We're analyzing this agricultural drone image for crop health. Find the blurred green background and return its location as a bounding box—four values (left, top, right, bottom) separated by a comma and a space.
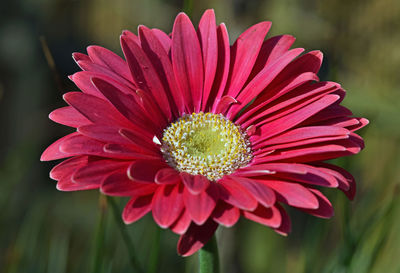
0, 0, 399, 272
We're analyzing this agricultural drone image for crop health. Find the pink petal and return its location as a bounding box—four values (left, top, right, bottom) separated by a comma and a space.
151, 28, 171, 52
177, 219, 218, 257
249, 35, 296, 79
210, 23, 230, 112
301, 189, 334, 218
122, 195, 153, 224
127, 160, 166, 183
238, 80, 336, 127
41, 132, 79, 161
104, 143, 160, 160
70, 71, 104, 97
135, 89, 168, 130
121, 30, 139, 43
78, 124, 132, 145
181, 173, 210, 195
218, 177, 258, 211
253, 94, 340, 143
212, 202, 240, 227
253, 144, 348, 164
50, 155, 89, 180
228, 48, 304, 119
86, 45, 133, 82
198, 9, 218, 111
183, 186, 217, 225
256, 179, 319, 209
63, 92, 132, 128
240, 163, 339, 188
49, 106, 91, 128
120, 36, 172, 120
170, 209, 192, 235
72, 52, 91, 63
152, 184, 184, 228
172, 13, 204, 112
214, 95, 237, 114
90, 77, 157, 135
77, 60, 134, 88
315, 163, 356, 200
73, 159, 130, 185
243, 205, 282, 228
273, 204, 291, 235
224, 22, 271, 99
257, 126, 350, 147
138, 26, 182, 116
229, 176, 276, 207
101, 171, 157, 197
56, 177, 99, 191
119, 128, 160, 153
155, 168, 181, 185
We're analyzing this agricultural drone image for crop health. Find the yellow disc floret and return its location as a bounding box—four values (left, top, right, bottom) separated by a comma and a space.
161, 112, 252, 181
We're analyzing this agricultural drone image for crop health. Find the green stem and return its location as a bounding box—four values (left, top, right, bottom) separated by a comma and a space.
146, 227, 161, 273
107, 196, 144, 273
90, 195, 107, 273
198, 235, 220, 273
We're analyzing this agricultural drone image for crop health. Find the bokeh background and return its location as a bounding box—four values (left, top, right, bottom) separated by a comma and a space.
1, 0, 399, 272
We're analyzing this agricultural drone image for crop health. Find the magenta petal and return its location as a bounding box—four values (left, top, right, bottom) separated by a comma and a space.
254, 94, 341, 143
127, 160, 165, 183
56, 177, 99, 191
138, 26, 181, 116
72, 52, 90, 63
172, 13, 204, 113
101, 171, 157, 197
183, 186, 217, 225
120, 36, 172, 120
273, 204, 291, 236
50, 155, 88, 180
210, 23, 230, 112
151, 28, 171, 52
258, 180, 319, 209
49, 106, 91, 128
155, 168, 181, 185
228, 48, 304, 119
243, 205, 282, 228
170, 209, 192, 235
63, 92, 132, 128
259, 126, 350, 147
212, 202, 240, 227
86, 45, 132, 82
177, 219, 218, 257
152, 184, 184, 228
41, 132, 79, 161
78, 124, 132, 145
250, 35, 296, 78
225, 21, 271, 99
230, 176, 276, 207
181, 173, 210, 195
218, 177, 258, 211
198, 9, 218, 111
122, 195, 153, 224
301, 189, 334, 218
73, 159, 129, 185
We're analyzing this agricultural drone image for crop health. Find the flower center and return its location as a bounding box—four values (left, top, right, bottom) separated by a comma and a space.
161, 112, 252, 181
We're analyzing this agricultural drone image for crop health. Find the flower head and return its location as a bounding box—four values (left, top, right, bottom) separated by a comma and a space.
42, 10, 368, 256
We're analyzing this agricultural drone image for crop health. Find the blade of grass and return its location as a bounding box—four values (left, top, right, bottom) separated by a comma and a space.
90, 195, 107, 273
107, 196, 144, 273
146, 226, 161, 273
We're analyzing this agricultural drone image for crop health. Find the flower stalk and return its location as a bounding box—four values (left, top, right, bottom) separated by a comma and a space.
199, 235, 219, 273
107, 196, 144, 273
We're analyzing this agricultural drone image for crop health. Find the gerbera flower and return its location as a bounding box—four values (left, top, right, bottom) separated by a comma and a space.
41, 9, 368, 256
